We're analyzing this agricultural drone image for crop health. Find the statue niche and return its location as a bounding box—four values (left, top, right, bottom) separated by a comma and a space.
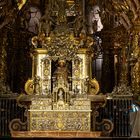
52, 59, 71, 110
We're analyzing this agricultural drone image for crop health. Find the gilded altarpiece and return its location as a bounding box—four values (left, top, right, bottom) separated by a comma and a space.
27, 48, 92, 131
9, 0, 113, 137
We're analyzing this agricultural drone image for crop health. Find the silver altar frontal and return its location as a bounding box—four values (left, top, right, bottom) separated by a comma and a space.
28, 99, 91, 131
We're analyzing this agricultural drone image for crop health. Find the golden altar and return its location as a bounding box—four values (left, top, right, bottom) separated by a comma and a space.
9, 46, 113, 137
26, 47, 93, 132
9, 0, 113, 137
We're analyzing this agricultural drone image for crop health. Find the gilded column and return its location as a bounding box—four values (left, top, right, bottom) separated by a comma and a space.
116, 31, 129, 86
110, 27, 133, 96
31, 48, 51, 95
130, 22, 140, 95
73, 48, 93, 94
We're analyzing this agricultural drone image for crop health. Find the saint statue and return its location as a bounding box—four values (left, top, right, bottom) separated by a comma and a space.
53, 59, 70, 86
58, 88, 64, 101
88, 5, 103, 34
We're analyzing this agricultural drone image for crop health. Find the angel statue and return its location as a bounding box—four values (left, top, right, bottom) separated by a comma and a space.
88, 5, 103, 34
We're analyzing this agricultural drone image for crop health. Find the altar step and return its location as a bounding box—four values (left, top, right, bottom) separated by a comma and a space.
11, 131, 101, 138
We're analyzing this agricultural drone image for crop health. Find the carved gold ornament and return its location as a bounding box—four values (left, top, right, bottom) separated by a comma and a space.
31, 36, 38, 46
24, 79, 34, 95
74, 69, 80, 76
17, 0, 27, 10
43, 69, 49, 76
89, 78, 99, 95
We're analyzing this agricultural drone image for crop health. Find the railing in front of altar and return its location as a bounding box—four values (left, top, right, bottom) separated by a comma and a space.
0, 95, 25, 137
98, 97, 133, 137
